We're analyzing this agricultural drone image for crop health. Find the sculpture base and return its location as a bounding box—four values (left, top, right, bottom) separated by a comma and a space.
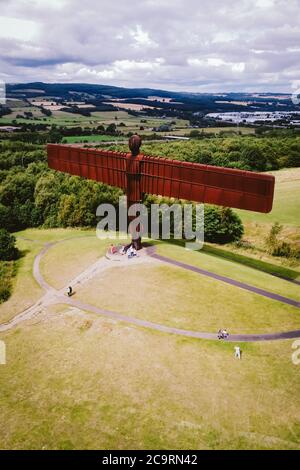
131, 237, 142, 250
125, 238, 142, 251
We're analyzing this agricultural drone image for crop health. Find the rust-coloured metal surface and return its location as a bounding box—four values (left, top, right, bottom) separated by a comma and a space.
140, 155, 275, 213
47, 141, 275, 213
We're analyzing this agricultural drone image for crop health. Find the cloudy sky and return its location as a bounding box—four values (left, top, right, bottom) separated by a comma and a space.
0, 0, 299, 92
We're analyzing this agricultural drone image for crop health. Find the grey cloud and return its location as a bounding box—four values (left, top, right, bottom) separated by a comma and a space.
0, 0, 299, 91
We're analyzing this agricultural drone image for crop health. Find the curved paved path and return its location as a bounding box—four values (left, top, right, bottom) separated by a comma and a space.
0, 237, 299, 342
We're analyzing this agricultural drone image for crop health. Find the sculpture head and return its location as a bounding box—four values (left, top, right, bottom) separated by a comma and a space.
129, 134, 142, 156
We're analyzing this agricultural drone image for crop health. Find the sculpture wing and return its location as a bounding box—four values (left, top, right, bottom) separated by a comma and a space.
140, 155, 275, 213
47, 144, 128, 189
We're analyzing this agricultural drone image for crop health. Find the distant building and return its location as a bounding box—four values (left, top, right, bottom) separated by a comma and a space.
205, 110, 300, 126
0, 126, 20, 132
163, 135, 190, 141
152, 124, 173, 132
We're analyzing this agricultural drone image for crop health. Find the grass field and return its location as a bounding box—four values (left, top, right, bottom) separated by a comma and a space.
197, 126, 255, 135
3, 100, 251, 137
214, 168, 300, 272
62, 134, 125, 144
237, 168, 300, 227
0, 106, 188, 135
0, 167, 299, 450
0, 228, 95, 324
0, 301, 299, 449
0, 239, 43, 324
40, 233, 130, 289
0, 228, 300, 449
76, 244, 300, 334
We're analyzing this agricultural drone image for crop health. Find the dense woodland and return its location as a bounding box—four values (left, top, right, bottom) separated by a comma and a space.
112, 134, 300, 171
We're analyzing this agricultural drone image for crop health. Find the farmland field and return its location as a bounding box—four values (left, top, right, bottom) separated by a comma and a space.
0, 103, 189, 134
62, 134, 125, 143
0, 97, 257, 138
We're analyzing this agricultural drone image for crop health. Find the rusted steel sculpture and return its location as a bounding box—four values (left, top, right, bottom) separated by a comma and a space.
47, 135, 275, 248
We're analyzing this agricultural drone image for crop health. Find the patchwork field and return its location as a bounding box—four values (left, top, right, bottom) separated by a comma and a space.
1, 98, 254, 137
0, 103, 189, 135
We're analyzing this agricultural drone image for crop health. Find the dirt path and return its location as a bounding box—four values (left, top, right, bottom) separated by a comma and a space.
0, 237, 299, 342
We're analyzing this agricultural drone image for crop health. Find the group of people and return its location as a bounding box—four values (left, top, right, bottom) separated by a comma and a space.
217, 328, 229, 340
109, 243, 138, 259
127, 245, 138, 259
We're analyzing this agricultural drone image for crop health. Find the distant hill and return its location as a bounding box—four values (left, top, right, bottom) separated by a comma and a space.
5, 82, 299, 114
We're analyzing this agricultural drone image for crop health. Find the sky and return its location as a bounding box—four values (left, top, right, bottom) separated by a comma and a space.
0, 0, 299, 93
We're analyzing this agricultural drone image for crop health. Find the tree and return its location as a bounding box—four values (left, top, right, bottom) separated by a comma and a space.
0, 172, 36, 206
0, 203, 11, 231
0, 229, 19, 260
241, 146, 267, 171
40, 106, 52, 117
106, 123, 117, 135
48, 127, 63, 143
204, 206, 244, 244
34, 173, 61, 226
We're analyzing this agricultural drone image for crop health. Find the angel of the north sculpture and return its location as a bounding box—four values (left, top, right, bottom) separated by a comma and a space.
47, 135, 275, 248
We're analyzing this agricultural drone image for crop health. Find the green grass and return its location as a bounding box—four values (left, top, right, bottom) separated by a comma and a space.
0, 239, 43, 324
16, 227, 95, 243
0, 310, 299, 449
0, 228, 100, 323
0, 107, 181, 133
197, 126, 255, 135
216, 168, 300, 276
160, 238, 300, 280
62, 134, 125, 144
155, 242, 300, 302
202, 244, 300, 280
40, 234, 130, 289
237, 168, 300, 227
77, 245, 300, 334
1, 228, 300, 449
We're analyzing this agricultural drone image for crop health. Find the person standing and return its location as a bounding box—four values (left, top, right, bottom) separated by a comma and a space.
234, 345, 241, 359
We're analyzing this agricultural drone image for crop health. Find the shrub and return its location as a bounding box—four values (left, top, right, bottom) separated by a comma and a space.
272, 242, 299, 259
0, 229, 19, 261
204, 206, 244, 244
265, 222, 283, 254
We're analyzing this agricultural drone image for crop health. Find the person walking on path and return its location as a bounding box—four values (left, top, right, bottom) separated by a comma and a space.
234, 345, 241, 359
